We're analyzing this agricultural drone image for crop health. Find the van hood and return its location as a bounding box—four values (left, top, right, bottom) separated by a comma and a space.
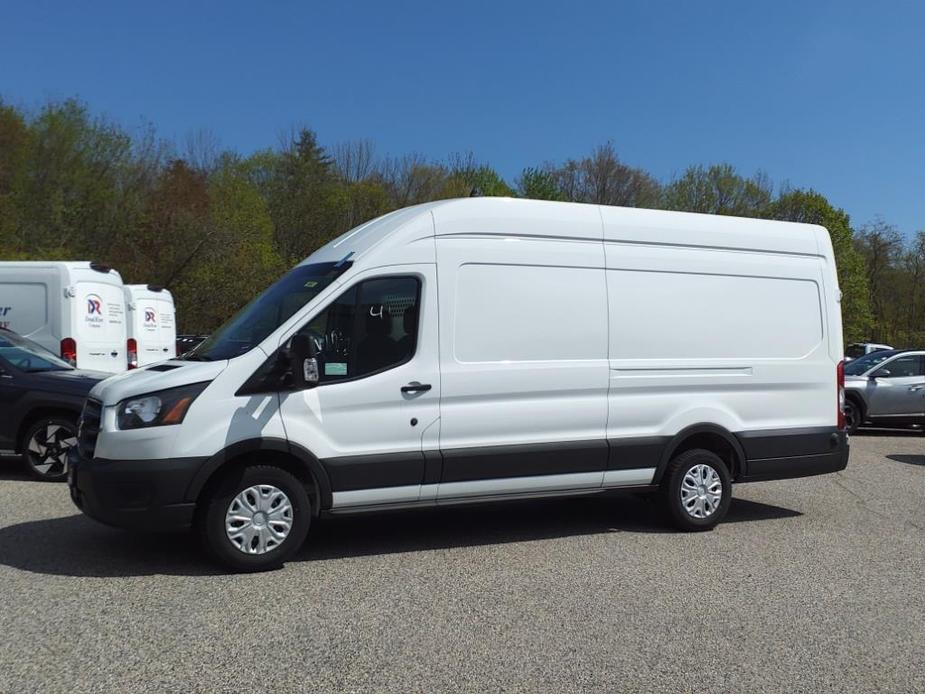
89, 359, 228, 405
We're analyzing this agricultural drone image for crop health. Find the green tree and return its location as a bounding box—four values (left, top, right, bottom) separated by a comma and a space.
449, 156, 514, 197
0, 102, 30, 251
853, 219, 906, 344
766, 190, 873, 344
262, 129, 349, 263
176, 159, 286, 332
12, 99, 135, 257
516, 167, 563, 200
663, 164, 771, 217
542, 143, 660, 207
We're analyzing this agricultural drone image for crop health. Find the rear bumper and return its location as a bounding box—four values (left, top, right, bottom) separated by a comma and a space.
738, 428, 849, 482
68, 450, 207, 531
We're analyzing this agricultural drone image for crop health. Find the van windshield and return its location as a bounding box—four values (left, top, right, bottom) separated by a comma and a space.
183, 262, 352, 361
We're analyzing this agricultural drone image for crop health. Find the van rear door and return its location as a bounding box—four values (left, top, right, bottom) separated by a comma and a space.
74, 281, 127, 372
134, 292, 177, 365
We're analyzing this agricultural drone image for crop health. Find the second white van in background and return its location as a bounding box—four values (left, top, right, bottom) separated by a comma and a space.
0, 261, 127, 373
123, 284, 177, 368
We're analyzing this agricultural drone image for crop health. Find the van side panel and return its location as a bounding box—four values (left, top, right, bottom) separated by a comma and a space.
435, 234, 611, 492
603, 224, 839, 477
0, 267, 61, 352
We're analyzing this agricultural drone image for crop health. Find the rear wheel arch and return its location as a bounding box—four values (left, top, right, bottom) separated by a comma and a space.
844, 390, 867, 418
654, 424, 746, 484
188, 438, 332, 516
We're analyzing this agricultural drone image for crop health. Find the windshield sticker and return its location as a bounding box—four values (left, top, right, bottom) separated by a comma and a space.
325, 362, 347, 376
304, 280, 318, 288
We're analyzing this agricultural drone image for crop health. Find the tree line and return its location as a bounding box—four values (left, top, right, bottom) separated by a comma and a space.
0, 98, 922, 347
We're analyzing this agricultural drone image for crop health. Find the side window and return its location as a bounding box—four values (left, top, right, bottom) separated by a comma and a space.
299, 276, 420, 383
874, 355, 920, 379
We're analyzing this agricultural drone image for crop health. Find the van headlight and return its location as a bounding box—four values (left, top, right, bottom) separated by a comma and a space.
116, 382, 210, 430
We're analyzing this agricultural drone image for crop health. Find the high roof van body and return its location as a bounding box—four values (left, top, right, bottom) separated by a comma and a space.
123, 285, 177, 368
0, 261, 127, 373
69, 198, 849, 570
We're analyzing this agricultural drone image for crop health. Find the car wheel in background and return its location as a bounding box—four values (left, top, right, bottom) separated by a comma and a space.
197, 465, 311, 572
843, 400, 861, 435
663, 448, 732, 531
23, 417, 78, 482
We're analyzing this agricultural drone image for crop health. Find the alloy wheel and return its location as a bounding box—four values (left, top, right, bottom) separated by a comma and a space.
27, 423, 77, 478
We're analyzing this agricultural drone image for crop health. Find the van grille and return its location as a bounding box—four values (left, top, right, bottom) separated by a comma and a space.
78, 399, 102, 460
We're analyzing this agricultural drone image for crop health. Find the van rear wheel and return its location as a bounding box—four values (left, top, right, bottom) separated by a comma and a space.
663, 449, 731, 531
198, 465, 311, 572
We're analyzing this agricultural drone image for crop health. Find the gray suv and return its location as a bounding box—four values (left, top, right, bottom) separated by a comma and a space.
843, 349, 925, 434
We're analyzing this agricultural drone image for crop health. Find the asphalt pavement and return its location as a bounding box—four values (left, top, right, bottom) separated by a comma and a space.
0, 432, 922, 693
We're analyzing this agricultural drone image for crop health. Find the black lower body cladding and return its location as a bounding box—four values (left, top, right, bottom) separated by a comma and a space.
67, 426, 848, 530
736, 427, 849, 482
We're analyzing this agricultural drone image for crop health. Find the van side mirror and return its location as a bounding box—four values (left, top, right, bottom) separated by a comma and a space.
872, 368, 890, 379
286, 333, 319, 389
235, 335, 320, 397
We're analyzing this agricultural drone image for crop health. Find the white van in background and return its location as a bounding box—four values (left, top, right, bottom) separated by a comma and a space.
69, 198, 849, 571
124, 285, 177, 368
0, 261, 127, 373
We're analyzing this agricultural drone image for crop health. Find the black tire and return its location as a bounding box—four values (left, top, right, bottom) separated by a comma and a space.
22, 417, 78, 482
663, 449, 732, 531
843, 399, 861, 435
197, 465, 311, 572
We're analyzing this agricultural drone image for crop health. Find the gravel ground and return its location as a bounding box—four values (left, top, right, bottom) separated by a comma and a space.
0, 432, 923, 693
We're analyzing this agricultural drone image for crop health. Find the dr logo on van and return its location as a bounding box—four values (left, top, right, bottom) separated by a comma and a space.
85, 294, 105, 327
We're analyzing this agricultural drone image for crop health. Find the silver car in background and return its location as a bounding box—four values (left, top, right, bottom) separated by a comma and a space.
843, 349, 925, 434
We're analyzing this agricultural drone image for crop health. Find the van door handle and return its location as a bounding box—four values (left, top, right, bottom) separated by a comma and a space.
401, 382, 432, 394
910, 385, 924, 392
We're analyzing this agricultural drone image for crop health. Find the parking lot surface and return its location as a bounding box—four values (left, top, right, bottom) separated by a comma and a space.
0, 432, 923, 693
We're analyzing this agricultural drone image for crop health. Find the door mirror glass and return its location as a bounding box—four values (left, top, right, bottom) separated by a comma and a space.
286, 333, 318, 390
302, 357, 319, 387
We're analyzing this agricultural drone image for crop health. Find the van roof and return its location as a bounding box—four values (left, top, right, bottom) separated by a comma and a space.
0, 260, 124, 282
300, 198, 828, 268
124, 284, 174, 300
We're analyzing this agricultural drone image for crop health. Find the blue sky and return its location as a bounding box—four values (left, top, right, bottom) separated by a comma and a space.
2, 0, 922, 236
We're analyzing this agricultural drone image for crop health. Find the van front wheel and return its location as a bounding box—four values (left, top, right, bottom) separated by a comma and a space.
663, 449, 731, 531
198, 465, 311, 572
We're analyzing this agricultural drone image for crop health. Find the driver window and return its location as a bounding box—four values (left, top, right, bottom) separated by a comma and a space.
299, 276, 420, 383
874, 355, 921, 379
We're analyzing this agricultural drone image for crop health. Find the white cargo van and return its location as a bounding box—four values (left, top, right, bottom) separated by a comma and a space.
123, 284, 177, 368
69, 198, 849, 571
0, 261, 128, 373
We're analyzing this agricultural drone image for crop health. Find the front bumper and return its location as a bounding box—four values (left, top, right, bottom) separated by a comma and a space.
68, 450, 208, 531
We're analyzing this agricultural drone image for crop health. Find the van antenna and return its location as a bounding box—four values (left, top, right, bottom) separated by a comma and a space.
334, 251, 354, 268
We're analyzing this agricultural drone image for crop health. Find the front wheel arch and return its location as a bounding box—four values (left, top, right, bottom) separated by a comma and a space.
189, 438, 332, 517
